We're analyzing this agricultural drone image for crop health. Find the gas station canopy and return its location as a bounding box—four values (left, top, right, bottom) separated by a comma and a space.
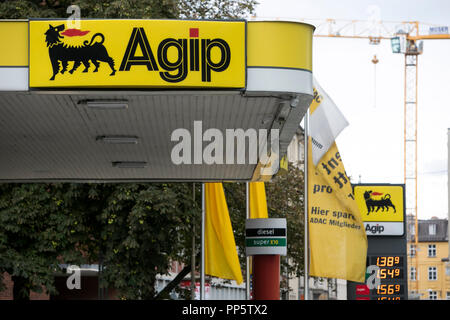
0, 19, 314, 182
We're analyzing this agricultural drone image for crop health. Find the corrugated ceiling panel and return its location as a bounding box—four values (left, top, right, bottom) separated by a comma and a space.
0, 92, 281, 181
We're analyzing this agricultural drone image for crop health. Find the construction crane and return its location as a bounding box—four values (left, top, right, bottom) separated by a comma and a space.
251, 16, 450, 297
300, 17, 450, 298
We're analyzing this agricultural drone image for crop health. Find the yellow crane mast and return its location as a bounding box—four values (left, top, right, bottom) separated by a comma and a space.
250, 16, 449, 297
301, 17, 450, 298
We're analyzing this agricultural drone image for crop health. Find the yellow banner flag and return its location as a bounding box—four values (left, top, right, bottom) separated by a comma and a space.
307, 139, 367, 282
249, 182, 269, 219
205, 183, 243, 284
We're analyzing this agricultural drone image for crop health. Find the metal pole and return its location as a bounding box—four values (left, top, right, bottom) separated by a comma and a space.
191, 183, 196, 300
200, 183, 205, 300
98, 253, 103, 300
304, 110, 310, 300
245, 182, 251, 300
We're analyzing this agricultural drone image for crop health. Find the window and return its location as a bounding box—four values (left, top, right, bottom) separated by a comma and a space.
410, 267, 416, 281
410, 244, 416, 257
428, 267, 437, 280
429, 291, 437, 300
429, 224, 436, 235
428, 244, 436, 257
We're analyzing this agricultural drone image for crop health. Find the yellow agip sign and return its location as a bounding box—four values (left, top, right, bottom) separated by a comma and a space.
354, 184, 405, 236
29, 19, 246, 88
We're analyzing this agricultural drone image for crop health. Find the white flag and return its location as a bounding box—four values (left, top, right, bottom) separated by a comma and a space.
309, 78, 349, 165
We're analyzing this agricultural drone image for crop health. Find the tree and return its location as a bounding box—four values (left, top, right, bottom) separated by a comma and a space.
177, 0, 258, 19
0, 0, 257, 19
224, 164, 305, 279
0, 184, 89, 299
90, 183, 199, 299
0, 0, 273, 300
0, 182, 200, 299
0, 0, 177, 19
266, 165, 306, 280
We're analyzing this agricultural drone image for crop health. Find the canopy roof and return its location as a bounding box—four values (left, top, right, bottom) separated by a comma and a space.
0, 19, 314, 182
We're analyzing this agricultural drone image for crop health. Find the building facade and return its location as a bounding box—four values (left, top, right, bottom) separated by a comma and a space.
407, 216, 450, 299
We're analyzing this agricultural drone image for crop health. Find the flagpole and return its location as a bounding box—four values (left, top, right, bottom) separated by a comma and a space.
201, 182, 205, 300
191, 183, 196, 300
304, 110, 310, 300
245, 182, 251, 300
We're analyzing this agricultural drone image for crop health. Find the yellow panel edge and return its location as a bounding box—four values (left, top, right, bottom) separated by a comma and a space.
0, 21, 29, 66
247, 20, 314, 71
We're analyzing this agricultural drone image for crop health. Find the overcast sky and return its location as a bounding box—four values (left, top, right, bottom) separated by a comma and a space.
254, 0, 450, 219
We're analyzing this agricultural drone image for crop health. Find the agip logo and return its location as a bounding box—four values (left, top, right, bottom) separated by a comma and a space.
44, 24, 116, 80
354, 184, 405, 236
365, 223, 385, 235
30, 20, 245, 88
119, 27, 231, 83
362, 190, 396, 215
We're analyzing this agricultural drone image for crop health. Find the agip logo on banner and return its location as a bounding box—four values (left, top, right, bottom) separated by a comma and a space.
354, 184, 405, 236
29, 19, 246, 88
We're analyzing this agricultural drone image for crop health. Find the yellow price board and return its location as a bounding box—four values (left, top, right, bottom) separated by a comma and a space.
354, 185, 404, 223
29, 19, 246, 89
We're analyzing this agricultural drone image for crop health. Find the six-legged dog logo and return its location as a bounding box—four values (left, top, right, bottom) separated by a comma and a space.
45, 24, 116, 80
363, 190, 396, 215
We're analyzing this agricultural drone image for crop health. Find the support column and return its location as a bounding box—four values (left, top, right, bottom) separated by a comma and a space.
252, 255, 280, 300
200, 183, 205, 300
245, 182, 251, 300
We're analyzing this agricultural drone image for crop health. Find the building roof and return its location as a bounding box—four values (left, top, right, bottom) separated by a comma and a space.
417, 218, 448, 242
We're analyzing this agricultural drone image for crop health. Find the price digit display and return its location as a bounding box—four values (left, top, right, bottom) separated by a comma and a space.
368, 255, 407, 300
378, 268, 403, 279
376, 284, 404, 295
372, 256, 403, 267
377, 296, 401, 300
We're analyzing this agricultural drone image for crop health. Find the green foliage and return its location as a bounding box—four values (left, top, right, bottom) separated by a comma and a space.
0, 0, 57, 19
0, 0, 257, 19
266, 165, 305, 279
177, 0, 258, 19
93, 183, 198, 299
0, 0, 176, 19
224, 164, 306, 282
0, 167, 304, 300
70, 0, 178, 19
0, 184, 87, 296
0, 182, 199, 299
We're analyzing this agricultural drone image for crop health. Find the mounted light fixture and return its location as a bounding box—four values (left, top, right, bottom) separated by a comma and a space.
81, 100, 129, 110
96, 135, 139, 144
112, 161, 147, 169
276, 101, 291, 122
290, 95, 300, 108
